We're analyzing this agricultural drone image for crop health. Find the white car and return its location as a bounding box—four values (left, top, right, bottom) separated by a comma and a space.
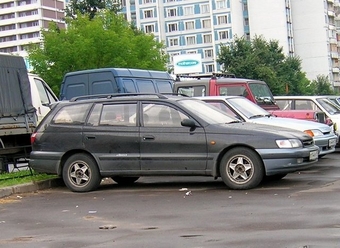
274, 95, 340, 139
198, 96, 338, 157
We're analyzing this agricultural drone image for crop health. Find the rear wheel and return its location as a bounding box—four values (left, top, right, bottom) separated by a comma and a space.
63, 153, 101, 192
111, 176, 139, 185
219, 147, 264, 190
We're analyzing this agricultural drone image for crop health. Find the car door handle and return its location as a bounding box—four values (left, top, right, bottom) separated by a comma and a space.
86, 136, 96, 140
143, 135, 155, 140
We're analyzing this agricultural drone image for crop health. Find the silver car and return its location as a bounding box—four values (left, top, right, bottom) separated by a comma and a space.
199, 96, 338, 157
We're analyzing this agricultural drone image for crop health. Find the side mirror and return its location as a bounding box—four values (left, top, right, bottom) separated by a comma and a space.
181, 119, 197, 128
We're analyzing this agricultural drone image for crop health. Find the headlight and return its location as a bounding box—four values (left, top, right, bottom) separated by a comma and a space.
304, 129, 323, 137
276, 139, 302, 148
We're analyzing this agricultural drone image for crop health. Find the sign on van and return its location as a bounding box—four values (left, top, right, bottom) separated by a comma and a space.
173, 54, 202, 74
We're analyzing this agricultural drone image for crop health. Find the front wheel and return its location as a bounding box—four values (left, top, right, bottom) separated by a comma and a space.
63, 153, 101, 192
219, 147, 264, 190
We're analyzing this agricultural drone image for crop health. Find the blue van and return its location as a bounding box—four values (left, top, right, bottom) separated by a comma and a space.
59, 68, 174, 100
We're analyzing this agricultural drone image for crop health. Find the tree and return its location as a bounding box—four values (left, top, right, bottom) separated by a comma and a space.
28, 11, 168, 95
309, 75, 335, 95
65, 0, 122, 20
217, 35, 310, 95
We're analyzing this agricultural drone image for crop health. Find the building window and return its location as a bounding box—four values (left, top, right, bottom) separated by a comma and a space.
216, 0, 226, 9
167, 8, 177, 17
186, 36, 196, 45
205, 64, 215, 73
219, 30, 229, 40
144, 9, 154, 18
185, 21, 195, 30
169, 37, 179, 46
203, 34, 212, 43
167, 0, 176, 2
217, 15, 228, 24
183, 6, 194, 15
202, 19, 211, 28
144, 0, 152, 3
169, 52, 180, 62
168, 23, 178, 32
204, 49, 213, 58
144, 24, 155, 33
187, 50, 197, 54
201, 4, 210, 13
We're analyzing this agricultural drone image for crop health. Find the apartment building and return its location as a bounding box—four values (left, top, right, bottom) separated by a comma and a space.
121, 0, 246, 74
245, 0, 340, 88
122, 0, 340, 89
0, 0, 66, 67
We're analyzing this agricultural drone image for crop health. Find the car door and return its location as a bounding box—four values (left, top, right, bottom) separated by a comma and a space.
139, 101, 208, 172
83, 102, 140, 173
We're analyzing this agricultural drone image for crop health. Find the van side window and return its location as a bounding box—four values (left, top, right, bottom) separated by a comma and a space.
122, 79, 137, 93
92, 80, 117, 95
136, 79, 156, 93
155, 80, 173, 93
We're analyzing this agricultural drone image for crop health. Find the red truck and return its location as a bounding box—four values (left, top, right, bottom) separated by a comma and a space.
173, 73, 325, 123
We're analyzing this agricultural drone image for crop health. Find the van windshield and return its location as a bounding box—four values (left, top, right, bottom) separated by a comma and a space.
249, 83, 276, 105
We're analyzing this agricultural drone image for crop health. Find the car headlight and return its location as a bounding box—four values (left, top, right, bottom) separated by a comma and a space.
304, 129, 323, 137
276, 139, 302, 148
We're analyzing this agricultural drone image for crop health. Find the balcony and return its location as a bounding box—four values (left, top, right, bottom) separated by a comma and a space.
331, 51, 339, 58
332, 67, 340, 73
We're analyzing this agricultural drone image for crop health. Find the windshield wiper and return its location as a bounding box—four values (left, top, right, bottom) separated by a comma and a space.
249, 114, 266, 119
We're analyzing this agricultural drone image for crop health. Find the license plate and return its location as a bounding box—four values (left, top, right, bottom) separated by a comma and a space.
329, 138, 337, 147
309, 150, 318, 161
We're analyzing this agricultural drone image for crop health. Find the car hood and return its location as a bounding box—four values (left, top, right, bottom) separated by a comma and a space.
210, 122, 312, 140
248, 116, 331, 133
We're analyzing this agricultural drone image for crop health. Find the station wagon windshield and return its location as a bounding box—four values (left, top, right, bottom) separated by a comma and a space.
227, 97, 270, 118
178, 99, 239, 124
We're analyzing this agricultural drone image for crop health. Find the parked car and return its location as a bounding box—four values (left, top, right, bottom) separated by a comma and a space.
173, 74, 325, 123
274, 96, 340, 144
29, 93, 319, 192
198, 96, 337, 157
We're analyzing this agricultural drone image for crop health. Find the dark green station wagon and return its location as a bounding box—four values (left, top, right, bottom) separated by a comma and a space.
29, 94, 319, 192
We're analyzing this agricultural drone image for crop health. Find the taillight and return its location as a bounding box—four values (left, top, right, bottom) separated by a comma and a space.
31, 132, 37, 144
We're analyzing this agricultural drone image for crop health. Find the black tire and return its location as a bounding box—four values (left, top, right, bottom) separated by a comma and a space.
62, 153, 101, 192
263, 173, 287, 182
111, 176, 139, 185
219, 147, 264, 190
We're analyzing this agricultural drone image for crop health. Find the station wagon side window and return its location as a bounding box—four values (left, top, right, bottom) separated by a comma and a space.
142, 103, 187, 127
94, 103, 137, 126
53, 103, 91, 124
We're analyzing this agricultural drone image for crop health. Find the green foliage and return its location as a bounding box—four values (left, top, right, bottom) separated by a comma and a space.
0, 170, 57, 188
28, 11, 168, 96
217, 35, 311, 96
65, 0, 122, 20
309, 75, 335, 95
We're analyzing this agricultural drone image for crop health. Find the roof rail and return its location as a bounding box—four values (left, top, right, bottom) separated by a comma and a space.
175, 72, 235, 81
69, 93, 168, 102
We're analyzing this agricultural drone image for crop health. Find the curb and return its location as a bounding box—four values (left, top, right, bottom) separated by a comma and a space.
0, 178, 64, 198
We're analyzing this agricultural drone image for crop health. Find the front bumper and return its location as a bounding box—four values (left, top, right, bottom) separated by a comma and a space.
256, 145, 319, 176
314, 134, 338, 156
